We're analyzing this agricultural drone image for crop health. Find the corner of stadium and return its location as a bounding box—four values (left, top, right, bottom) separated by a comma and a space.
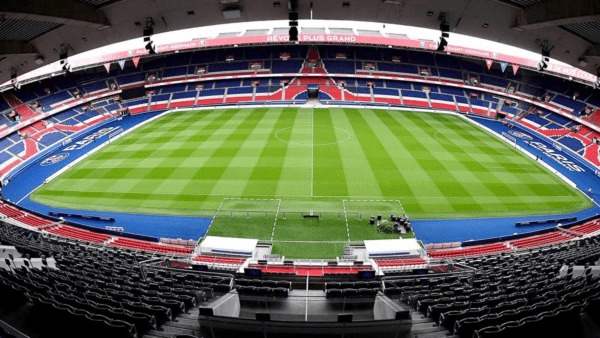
1, 1, 600, 337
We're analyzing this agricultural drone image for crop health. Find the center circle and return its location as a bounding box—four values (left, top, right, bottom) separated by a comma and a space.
275, 125, 351, 146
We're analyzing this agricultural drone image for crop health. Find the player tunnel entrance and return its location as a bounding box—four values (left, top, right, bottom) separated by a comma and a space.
307, 84, 319, 99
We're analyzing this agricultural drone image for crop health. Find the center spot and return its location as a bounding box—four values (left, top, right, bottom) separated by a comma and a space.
275, 125, 351, 146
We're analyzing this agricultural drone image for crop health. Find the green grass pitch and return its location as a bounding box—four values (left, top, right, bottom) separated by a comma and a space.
31, 108, 592, 258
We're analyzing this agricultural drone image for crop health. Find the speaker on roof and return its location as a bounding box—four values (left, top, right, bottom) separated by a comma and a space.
145, 41, 157, 55
289, 26, 298, 41
337, 314, 353, 322
199, 307, 214, 316
256, 313, 271, 321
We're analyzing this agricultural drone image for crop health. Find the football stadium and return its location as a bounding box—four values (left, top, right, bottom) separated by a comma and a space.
1, 1, 600, 337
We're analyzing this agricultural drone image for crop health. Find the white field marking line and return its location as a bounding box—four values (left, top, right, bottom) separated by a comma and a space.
434, 131, 505, 170
271, 199, 281, 241
342, 200, 350, 242
206, 197, 228, 233
396, 199, 407, 218
35, 188, 579, 201
343, 198, 408, 218
16, 183, 45, 205
311, 107, 314, 197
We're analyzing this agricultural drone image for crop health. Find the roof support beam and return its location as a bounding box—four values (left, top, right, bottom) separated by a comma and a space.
513, 0, 600, 31
0, 41, 38, 57
0, 0, 111, 30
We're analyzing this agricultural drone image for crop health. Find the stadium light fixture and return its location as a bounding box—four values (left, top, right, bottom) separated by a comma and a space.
437, 12, 450, 52
289, 0, 299, 41
537, 48, 551, 72
145, 40, 157, 55
10, 68, 20, 90
143, 18, 157, 55
59, 44, 73, 74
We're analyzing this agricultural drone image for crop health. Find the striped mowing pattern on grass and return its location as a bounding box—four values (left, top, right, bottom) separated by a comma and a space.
32, 108, 591, 250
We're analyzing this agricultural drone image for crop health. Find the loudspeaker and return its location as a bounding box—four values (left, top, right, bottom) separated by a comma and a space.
337, 313, 353, 322
192, 264, 208, 271
256, 313, 271, 321
395, 311, 410, 320
199, 307, 214, 316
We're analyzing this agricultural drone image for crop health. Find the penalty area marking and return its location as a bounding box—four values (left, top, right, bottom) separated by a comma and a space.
344, 199, 408, 218
272, 199, 281, 241
212, 197, 282, 241
342, 200, 350, 242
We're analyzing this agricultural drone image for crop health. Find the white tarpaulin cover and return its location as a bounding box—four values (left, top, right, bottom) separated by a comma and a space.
200, 236, 258, 256
364, 238, 421, 258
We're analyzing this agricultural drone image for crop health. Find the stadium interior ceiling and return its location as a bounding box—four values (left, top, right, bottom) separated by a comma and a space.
1, 0, 600, 84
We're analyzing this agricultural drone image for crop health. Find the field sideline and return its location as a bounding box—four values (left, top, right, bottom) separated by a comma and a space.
30, 107, 592, 257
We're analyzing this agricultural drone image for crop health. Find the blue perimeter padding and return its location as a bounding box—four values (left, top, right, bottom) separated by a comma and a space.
3, 111, 211, 241
411, 116, 600, 244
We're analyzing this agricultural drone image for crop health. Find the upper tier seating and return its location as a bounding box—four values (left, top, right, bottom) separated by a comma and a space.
209, 62, 249, 72
377, 63, 418, 74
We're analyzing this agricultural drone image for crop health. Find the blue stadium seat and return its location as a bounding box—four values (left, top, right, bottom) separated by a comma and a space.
440, 87, 465, 96
116, 73, 146, 86
559, 136, 585, 152
385, 81, 412, 90
214, 80, 241, 88
171, 92, 196, 100
0, 138, 13, 151
151, 94, 171, 102
162, 67, 188, 78
480, 75, 509, 88
11, 88, 38, 103
373, 88, 398, 96
37, 91, 73, 110
199, 89, 225, 97
429, 93, 454, 102
209, 62, 249, 72
39, 132, 66, 146
161, 84, 188, 94
545, 113, 571, 125
227, 87, 253, 94
245, 47, 272, 60
0, 97, 10, 113
435, 54, 461, 69
401, 90, 427, 98
323, 60, 357, 74
7, 141, 24, 156
357, 79, 383, 87
191, 50, 218, 64
81, 81, 108, 94
524, 114, 548, 126
74, 110, 101, 123
0, 151, 14, 165
377, 63, 418, 74
439, 68, 463, 80
164, 52, 192, 67
406, 51, 435, 66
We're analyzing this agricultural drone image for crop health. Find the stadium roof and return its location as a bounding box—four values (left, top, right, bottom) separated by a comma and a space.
1, 0, 599, 84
